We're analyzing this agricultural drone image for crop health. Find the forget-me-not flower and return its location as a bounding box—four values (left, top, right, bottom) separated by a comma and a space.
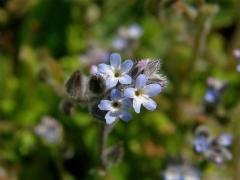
193, 135, 210, 153
215, 133, 232, 147
124, 74, 161, 113
98, 89, 132, 124
98, 53, 133, 89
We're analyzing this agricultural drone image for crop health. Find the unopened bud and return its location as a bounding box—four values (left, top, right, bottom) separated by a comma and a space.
143, 59, 161, 77
103, 142, 124, 166
60, 99, 75, 116
65, 70, 89, 102
195, 126, 209, 138
89, 74, 106, 95
89, 102, 107, 123
148, 75, 168, 88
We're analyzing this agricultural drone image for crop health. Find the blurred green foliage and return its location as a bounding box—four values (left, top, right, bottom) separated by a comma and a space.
0, 0, 240, 179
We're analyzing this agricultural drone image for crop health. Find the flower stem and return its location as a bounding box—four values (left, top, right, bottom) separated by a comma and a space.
99, 122, 116, 168
99, 123, 108, 167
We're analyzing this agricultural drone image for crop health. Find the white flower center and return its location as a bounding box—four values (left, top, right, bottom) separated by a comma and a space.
112, 101, 120, 108
135, 89, 143, 96
114, 70, 121, 77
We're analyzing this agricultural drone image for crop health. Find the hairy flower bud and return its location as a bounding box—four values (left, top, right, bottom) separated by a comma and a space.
103, 142, 124, 166
89, 74, 106, 95
143, 59, 161, 77
89, 102, 107, 123
60, 99, 75, 116
65, 70, 89, 102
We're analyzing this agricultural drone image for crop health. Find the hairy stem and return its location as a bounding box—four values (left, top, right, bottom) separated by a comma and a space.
99, 122, 116, 168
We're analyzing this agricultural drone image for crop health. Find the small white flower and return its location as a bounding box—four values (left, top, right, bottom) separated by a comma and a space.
97, 53, 133, 89
124, 74, 161, 113
98, 89, 132, 124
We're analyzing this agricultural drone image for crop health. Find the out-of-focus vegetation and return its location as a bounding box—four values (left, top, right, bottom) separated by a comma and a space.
0, 0, 240, 179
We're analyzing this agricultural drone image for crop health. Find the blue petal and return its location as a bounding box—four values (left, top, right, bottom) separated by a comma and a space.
133, 99, 142, 113
124, 88, 136, 98
110, 53, 121, 69
142, 97, 157, 111
136, 74, 147, 89
120, 111, 132, 122
217, 133, 232, 147
194, 136, 209, 153
113, 38, 127, 50
121, 60, 133, 73
110, 89, 122, 100
105, 111, 117, 124
143, 84, 161, 97
106, 77, 118, 89
204, 89, 218, 103
98, 100, 112, 111
119, 74, 132, 85
122, 98, 132, 109
98, 64, 112, 74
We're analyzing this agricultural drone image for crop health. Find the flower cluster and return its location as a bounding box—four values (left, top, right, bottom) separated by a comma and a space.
204, 77, 228, 105
35, 116, 63, 144
233, 49, 240, 72
193, 126, 232, 165
93, 53, 167, 124
113, 24, 143, 51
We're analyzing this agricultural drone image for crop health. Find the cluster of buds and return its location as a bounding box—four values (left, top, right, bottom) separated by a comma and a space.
233, 49, 240, 72
193, 126, 232, 165
113, 24, 143, 51
65, 53, 167, 125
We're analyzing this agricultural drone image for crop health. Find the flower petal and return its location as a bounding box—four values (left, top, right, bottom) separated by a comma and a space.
142, 97, 157, 111
122, 98, 132, 109
124, 88, 136, 98
143, 84, 161, 97
110, 89, 122, 100
105, 111, 117, 124
136, 74, 147, 89
110, 53, 121, 69
120, 111, 132, 122
98, 64, 112, 74
106, 77, 118, 89
133, 99, 142, 113
121, 60, 133, 73
217, 133, 232, 147
98, 100, 112, 111
119, 74, 132, 85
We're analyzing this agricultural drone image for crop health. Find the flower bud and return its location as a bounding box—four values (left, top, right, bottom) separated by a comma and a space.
65, 70, 89, 102
89, 102, 107, 123
89, 74, 106, 95
60, 99, 75, 116
103, 142, 124, 166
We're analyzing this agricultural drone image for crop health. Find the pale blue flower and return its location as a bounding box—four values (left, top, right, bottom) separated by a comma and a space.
119, 24, 143, 40
124, 74, 161, 113
216, 133, 232, 147
113, 38, 127, 50
204, 89, 219, 103
98, 89, 132, 124
98, 53, 133, 89
35, 116, 63, 144
193, 135, 210, 153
